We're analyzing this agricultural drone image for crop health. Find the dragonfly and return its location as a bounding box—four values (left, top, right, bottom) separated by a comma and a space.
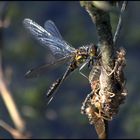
23, 18, 99, 104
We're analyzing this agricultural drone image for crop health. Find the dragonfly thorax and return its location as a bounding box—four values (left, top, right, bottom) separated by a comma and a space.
75, 47, 88, 65
74, 44, 98, 66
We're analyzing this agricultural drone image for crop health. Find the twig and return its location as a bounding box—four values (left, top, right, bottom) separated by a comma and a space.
0, 1, 25, 133
113, 1, 128, 46
0, 76, 25, 132
0, 2, 9, 21
0, 120, 30, 139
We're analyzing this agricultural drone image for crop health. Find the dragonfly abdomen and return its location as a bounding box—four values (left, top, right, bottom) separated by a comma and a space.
46, 62, 78, 105
47, 78, 61, 98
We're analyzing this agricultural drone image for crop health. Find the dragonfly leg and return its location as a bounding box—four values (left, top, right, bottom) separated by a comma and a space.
102, 62, 118, 76
79, 61, 89, 80
81, 90, 94, 114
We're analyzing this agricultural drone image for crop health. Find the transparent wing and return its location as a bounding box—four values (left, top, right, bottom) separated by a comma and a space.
23, 18, 76, 59
25, 55, 71, 78
44, 20, 63, 40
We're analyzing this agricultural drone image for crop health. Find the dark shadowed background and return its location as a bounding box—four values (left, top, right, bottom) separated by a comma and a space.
0, 1, 140, 139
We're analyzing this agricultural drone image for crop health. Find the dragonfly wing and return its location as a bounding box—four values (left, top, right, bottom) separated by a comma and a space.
44, 20, 76, 53
44, 20, 63, 40
25, 55, 71, 78
23, 18, 76, 59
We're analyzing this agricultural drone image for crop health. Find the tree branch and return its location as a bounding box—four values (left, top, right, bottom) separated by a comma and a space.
80, 1, 116, 139
80, 1, 128, 139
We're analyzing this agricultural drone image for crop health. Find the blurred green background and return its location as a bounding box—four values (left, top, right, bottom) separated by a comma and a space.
0, 1, 140, 139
